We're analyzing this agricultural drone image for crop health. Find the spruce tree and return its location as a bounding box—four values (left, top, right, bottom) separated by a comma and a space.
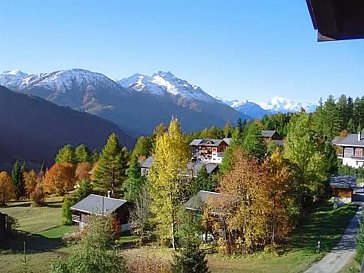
124, 156, 145, 201
55, 144, 75, 164
241, 122, 266, 161
172, 210, 209, 273
92, 134, 128, 197
132, 136, 153, 159
191, 165, 213, 194
11, 160, 25, 199
74, 144, 90, 163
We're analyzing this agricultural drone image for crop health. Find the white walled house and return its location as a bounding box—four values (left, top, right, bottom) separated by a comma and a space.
332, 130, 364, 168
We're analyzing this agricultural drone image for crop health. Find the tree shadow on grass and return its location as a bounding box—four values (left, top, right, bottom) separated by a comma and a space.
0, 230, 64, 253
284, 203, 357, 254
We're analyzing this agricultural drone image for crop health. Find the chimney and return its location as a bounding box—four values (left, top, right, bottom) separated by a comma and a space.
107, 190, 111, 198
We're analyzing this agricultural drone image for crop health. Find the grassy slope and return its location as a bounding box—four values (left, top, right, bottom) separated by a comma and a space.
0, 197, 76, 273
207, 202, 357, 273
0, 200, 356, 273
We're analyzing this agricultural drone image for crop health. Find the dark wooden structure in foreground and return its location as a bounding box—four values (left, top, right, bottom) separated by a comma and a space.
70, 194, 132, 232
306, 0, 364, 41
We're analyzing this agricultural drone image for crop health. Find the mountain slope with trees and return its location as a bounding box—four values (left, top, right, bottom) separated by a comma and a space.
0, 69, 247, 136
0, 86, 134, 170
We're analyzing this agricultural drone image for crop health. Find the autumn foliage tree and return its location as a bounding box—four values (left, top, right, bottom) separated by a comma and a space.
23, 170, 39, 198
206, 148, 294, 253
75, 162, 93, 182
0, 171, 16, 205
43, 163, 76, 196
149, 118, 190, 249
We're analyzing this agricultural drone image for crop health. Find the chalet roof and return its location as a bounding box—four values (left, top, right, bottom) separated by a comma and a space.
306, 0, 364, 41
261, 130, 277, 138
184, 190, 221, 211
189, 139, 224, 147
330, 176, 357, 189
223, 138, 232, 145
71, 194, 127, 215
182, 162, 219, 177
332, 131, 364, 147
140, 156, 154, 168
274, 139, 284, 146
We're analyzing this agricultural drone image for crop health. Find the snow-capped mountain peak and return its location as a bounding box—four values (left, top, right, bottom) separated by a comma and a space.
118, 71, 216, 103
258, 96, 317, 113
0, 68, 127, 94
0, 70, 29, 90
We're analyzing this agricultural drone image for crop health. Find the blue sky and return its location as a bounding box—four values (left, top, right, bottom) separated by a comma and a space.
1, 0, 364, 103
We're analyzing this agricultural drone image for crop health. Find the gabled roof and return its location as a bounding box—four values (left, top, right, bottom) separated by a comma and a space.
189, 139, 225, 147
223, 138, 232, 145
261, 130, 277, 138
140, 156, 154, 168
182, 162, 219, 177
71, 194, 127, 215
330, 176, 357, 189
332, 131, 364, 147
184, 190, 221, 211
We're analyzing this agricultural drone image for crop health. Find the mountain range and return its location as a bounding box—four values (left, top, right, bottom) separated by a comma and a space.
221, 97, 317, 119
0, 86, 134, 170
0, 69, 318, 137
0, 69, 245, 136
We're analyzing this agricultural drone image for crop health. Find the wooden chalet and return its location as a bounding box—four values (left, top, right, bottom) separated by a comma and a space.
330, 176, 357, 204
332, 130, 364, 168
70, 194, 132, 231
189, 138, 231, 163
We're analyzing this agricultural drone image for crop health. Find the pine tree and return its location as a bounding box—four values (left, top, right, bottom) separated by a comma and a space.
75, 180, 93, 202
55, 144, 75, 164
171, 244, 210, 273
124, 156, 145, 201
241, 122, 266, 161
223, 121, 232, 138
132, 136, 153, 160
172, 210, 209, 273
74, 144, 90, 163
191, 165, 214, 194
92, 134, 128, 197
11, 160, 25, 199
62, 197, 73, 225
149, 118, 190, 249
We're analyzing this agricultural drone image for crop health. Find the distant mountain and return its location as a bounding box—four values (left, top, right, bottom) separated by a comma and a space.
222, 99, 270, 119
258, 96, 317, 113
0, 86, 134, 170
118, 71, 216, 103
0, 69, 246, 136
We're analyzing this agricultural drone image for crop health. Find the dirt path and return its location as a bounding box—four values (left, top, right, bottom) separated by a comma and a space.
304, 209, 361, 273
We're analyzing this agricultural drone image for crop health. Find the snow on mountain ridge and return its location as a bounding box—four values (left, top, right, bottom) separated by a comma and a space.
118, 71, 216, 103
258, 96, 317, 112
0, 68, 127, 94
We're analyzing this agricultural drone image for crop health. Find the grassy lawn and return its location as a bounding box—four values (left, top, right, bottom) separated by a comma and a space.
0, 197, 76, 273
0, 199, 357, 273
207, 202, 357, 273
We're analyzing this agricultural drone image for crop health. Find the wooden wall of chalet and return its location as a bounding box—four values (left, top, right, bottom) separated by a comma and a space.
333, 188, 353, 198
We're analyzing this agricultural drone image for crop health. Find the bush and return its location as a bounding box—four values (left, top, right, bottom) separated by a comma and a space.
50, 215, 128, 273
171, 244, 209, 273
30, 182, 45, 207
355, 220, 364, 266
62, 198, 74, 225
